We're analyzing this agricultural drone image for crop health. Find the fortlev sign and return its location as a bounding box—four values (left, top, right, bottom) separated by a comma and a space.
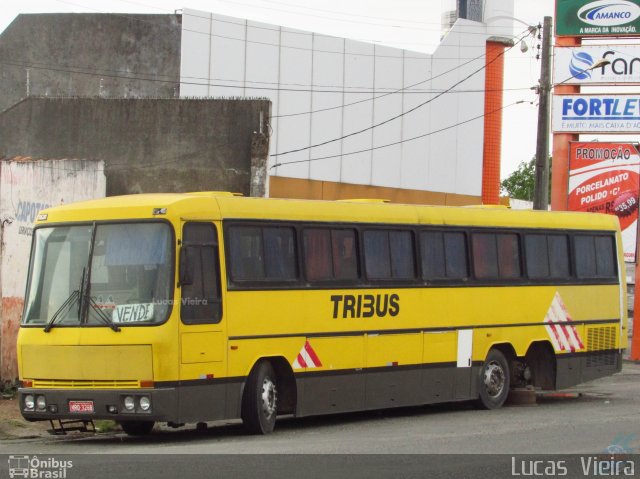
556, 0, 640, 36
552, 94, 640, 132
554, 45, 640, 84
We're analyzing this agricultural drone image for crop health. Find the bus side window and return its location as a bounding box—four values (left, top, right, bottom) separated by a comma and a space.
548, 235, 570, 278
575, 234, 617, 279
180, 222, 222, 324
525, 234, 570, 279
363, 229, 415, 280
303, 228, 359, 282
472, 232, 521, 280
496, 234, 521, 279
471, 233, 498, 279
228, 225, 298, 283
421, 231, 468, 281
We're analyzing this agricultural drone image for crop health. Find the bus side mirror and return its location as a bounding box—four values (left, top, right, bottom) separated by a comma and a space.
179, 246, 194, 286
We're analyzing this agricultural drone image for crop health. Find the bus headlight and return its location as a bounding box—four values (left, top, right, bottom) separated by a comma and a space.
124, 396, 135, 411
36, 395, 47, 411
139, 396, 151, 411
24, 395, 35, 411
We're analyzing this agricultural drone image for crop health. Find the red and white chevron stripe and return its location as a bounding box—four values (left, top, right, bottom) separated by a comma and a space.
544, 292, 584, 353
292, 341, 322, 369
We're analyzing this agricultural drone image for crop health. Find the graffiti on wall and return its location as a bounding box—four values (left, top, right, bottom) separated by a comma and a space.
15, 200, 51, 236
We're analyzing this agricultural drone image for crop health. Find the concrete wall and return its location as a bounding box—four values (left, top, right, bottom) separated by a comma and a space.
0, 159, 106, 382
0, 97, 271, 196
0, 13, 182, 113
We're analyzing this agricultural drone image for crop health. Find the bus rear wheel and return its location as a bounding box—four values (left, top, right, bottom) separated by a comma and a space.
477, 349, 510, 409
120, 420, 155, 436
241, 360, 278, 435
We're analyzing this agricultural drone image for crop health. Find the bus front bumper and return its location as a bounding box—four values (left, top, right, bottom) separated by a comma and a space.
18, 387, 177, 423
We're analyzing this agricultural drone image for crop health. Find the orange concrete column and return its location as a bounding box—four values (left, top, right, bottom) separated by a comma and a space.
550, 36, 581, 211
481, 41, 506, 205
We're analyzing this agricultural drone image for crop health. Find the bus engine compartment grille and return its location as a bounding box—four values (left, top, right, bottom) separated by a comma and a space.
586, 326, 616, 368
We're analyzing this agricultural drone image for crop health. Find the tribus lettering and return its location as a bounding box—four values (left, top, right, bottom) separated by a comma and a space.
330, 294, 400, 319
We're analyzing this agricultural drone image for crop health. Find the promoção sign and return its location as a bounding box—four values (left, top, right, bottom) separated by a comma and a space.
568, 142, 640, 262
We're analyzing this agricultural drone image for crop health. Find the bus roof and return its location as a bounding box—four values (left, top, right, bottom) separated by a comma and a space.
36, 191, 620, 232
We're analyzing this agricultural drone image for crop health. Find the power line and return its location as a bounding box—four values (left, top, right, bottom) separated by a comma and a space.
273, 44, 514, 119
51, 0, 527, 58
0, 100, 527, 172
2, 51, 535, 95
253, 0, 455, 27
1, 37, 533, 98
2, 101, 529, 174
271, 101, 529, 168
1, 57, 532, 96
180, 0, 522, 33
270, 29, 531, 158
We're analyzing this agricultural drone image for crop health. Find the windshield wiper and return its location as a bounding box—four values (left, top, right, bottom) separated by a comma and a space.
86, 296, 121, 332
43, 289, 80, 333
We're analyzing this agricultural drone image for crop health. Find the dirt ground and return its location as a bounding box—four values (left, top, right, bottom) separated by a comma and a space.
0, 396, 51, 440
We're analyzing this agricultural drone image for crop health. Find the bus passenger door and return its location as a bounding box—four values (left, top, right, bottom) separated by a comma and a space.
177, 221, 227, 422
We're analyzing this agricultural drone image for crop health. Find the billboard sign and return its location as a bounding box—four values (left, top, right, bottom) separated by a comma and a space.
554, 45, 640, 84
556, 0, 640, 36
568, 142, 640, 262
552, 94, 640, 133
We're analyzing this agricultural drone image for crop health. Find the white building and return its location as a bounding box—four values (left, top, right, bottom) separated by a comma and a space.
179, 0, 516, 204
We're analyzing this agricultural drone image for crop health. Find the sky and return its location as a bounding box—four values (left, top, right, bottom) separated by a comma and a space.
0, 0, 557, 180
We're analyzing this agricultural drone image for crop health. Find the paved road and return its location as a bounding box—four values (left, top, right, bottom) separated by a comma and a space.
1, 363, 639, 478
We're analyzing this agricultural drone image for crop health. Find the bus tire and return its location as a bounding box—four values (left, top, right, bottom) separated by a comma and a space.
477, 349, 510, 410
120, 420, 155, 436
241, 360, 278, 435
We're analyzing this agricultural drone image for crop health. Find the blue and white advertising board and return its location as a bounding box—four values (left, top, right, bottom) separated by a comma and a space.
554, 45, 640, 85
552, 94, 640, 133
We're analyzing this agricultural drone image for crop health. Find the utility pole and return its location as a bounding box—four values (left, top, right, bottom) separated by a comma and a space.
533, 16, 552, 211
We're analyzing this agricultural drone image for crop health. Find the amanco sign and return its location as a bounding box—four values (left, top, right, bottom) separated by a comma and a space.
556, 0, 640, 36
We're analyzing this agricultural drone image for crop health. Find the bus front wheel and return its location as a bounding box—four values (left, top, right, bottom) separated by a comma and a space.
241, 360, 278, 434
477, 349, 510, 410
120, 420, 155, 436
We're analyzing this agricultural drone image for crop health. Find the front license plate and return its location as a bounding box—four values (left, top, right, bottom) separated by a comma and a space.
69, 400, 94, 413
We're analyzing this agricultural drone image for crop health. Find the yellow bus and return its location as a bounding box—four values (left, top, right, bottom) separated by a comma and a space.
17, 192, 626, 435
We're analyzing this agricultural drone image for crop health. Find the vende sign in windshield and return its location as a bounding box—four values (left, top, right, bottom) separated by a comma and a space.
557, 0, 640, 36
552, 94, 640, 132
568, 142, 640, 262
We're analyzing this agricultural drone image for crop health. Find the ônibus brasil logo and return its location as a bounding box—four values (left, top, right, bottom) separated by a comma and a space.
569, 50, 595, 80
577, 0, 640, 26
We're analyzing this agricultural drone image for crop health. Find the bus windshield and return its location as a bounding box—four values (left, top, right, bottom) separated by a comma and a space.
22, 222, 173, 327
